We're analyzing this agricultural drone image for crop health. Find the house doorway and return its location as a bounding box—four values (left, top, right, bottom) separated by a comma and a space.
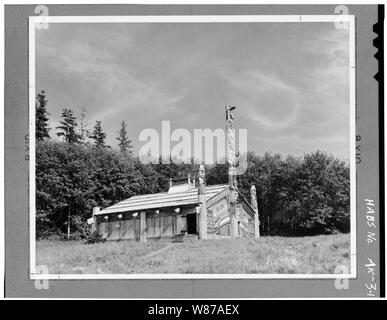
186, 214, 197, 234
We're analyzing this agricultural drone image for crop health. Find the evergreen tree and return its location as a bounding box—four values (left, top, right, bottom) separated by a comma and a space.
116, 120, 133, 153
35, 90, 50, 141
56, 109, 81, 144
91, 120, 107, 148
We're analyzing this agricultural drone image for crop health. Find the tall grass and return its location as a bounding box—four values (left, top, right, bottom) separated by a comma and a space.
36, 233, 350, 274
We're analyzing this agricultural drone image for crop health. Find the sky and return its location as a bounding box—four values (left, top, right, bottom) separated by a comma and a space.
36, 22, 350, 161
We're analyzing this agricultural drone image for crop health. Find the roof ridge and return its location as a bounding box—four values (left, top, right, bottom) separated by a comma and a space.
130, 183, 228, 198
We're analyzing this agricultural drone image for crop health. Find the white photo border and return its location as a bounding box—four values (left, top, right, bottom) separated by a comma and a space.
29, 14, 356, 280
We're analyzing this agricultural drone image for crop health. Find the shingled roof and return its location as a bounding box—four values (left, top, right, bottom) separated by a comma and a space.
97, 184, 229, 215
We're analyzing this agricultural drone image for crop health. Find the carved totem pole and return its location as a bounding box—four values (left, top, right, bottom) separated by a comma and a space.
198, 164, 207, 239
225, 104, 238, 238
250, 185, 260, 238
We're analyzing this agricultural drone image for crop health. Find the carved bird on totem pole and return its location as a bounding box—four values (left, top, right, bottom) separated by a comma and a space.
225, 104, 236, 123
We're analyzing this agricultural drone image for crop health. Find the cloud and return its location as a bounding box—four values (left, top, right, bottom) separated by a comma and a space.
223, 69, 301, 130
37, 31, 185, 120
36, 22, 350, 159
293, 27, 349, 136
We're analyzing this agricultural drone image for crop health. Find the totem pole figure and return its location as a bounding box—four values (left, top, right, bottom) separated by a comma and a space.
225, 104, 238, 238
250, 185, 260, 238
198, 164, 207, 239
91, 206, 100, 233
225, 104, 237, 188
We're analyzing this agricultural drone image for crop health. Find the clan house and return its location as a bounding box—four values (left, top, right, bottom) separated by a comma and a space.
89, 106, 260, 242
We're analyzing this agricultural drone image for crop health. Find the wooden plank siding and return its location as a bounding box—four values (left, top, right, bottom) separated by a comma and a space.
95, 186, 256, 241
98, 206, 195, 241
146, 215, 176, 239
98, 218, 141, 241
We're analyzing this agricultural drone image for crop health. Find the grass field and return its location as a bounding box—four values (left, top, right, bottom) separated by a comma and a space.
36, 233, 350, 274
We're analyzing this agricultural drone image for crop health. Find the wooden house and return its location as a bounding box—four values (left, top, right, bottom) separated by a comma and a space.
91, 166, 260, 242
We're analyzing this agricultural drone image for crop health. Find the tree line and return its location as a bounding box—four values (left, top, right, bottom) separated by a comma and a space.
35, 91, 350, 239
36, 90, 133, 152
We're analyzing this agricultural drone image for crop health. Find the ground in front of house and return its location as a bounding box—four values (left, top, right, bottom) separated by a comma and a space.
36, 233, 350, 274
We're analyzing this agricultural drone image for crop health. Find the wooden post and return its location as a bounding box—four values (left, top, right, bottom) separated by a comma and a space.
92, 206, 100, 233
250, 185, 260, 238
198, 165, 207, 240
140, 211, 147, 243
67, 207, 71, 239
230, 208, 237, 238
229, 189, 237, 238
196, 207, 200, 234
235, 204, 241, 237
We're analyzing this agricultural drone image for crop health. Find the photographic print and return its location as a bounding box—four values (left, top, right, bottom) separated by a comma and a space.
30, 15, 356, 279
4, 4, 383, 299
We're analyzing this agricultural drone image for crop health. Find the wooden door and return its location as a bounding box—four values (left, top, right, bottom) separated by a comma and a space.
176, 215, 187, 234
